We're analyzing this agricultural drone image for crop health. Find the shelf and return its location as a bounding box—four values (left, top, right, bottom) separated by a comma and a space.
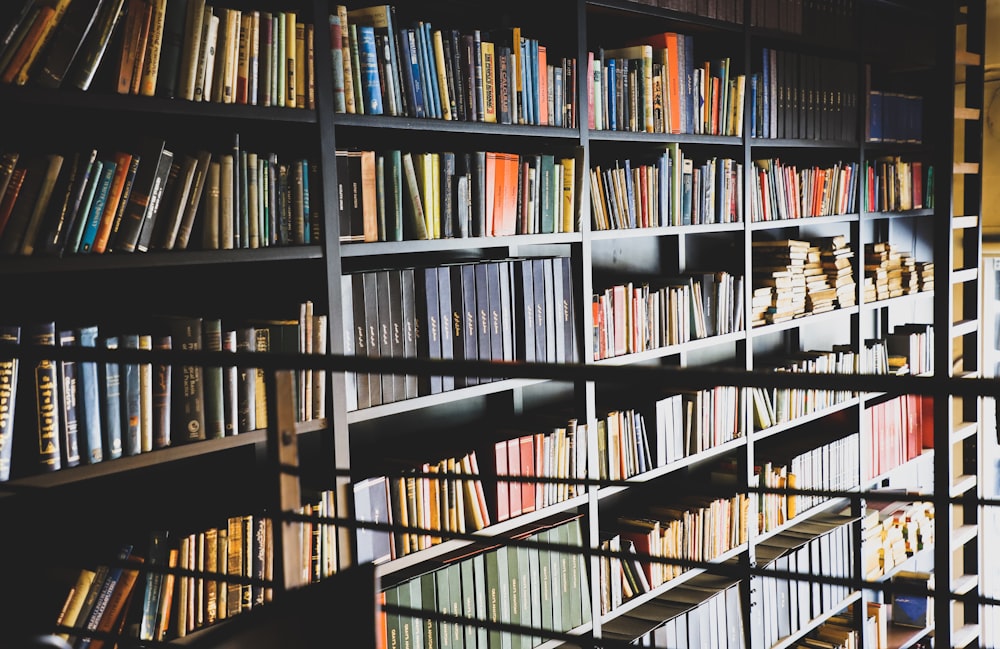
952, 215, 980, 229
862, 448, 934, 491
0, 246, 325, 274
951, 267, 979, 284
955, 106, 982, 120
953, 623, 981, 649
374, 493, 590, 582
951, 319, 979, 338
589, 221, 744, 240
862, 291, 933, 310
887, 622, 934, 649
861, 209, 934, 220
332, 113, 581, 139
951, 524, 978, 548
593, 331, 746, 366
950, 473, 977, 498
749, 306, 860, 337
769, 591, 863, 649
950, 421, 978, 443
597, 437, 747, 498
755, 496, 857, 546
955, 50, 983, 66
952, 573, 979, 596
749, 213, 858, 230
599, 543, 748, 624
953, 161, 981, 175
339, 232, 582, 257
752, 397, 860, 443
749, 138, 859, 149
587, 130, 742, 146
346, 378, 551, 424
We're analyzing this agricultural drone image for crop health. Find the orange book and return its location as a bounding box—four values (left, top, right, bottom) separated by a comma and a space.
500, 153, 519, 236
1, 6, 57, 85
117, 0, 152, 94
631, 32, 681, 134
0, 167, 27, 240
91, 152, 134, 254
537, 44, 548, 125
89, 556, 145, 649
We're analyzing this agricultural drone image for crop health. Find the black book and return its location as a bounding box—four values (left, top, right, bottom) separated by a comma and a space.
32, 0, 106, 89
335, 150, 355, 241
399, 267, 418, 400
416, 266, 442, 396
551, 258, 566, 364
155, 0, 189, 98
486, 262, 504, 370
64, 0, 127, 91
375, 269, 395, 405
164, 315, 205, 443
236, 326, 257, 431
436, 266, 455, 392
449, 262, 478, 388
153, 334, 171, 448
447, 29, 466, 121
350, 273, 373, 409
460, 33, 477, 122
119, 333, 141, 456
385, 269, 406, 403
0, 155, 47, 255
110, 137, 168, 252
439, 151, 455, 238
455, 152, 472, 238
471, 150, 487, 237
558, 256, 577, 363
57, 329, 81, 470
202, 317, 225, 440
496, 259, 514, 363
512, 258, 536, 363
531, 258, 548, 363
541, 258, 557, 363
363, 271, 383, 407
99, 335, 122, 460
36, 149, 86, 256
27, 321, 61, 472
474, 262, 492, 383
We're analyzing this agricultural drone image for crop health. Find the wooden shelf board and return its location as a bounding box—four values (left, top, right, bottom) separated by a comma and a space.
954, 106, 981, 120
887, 622, 933, 649
950, 421, 978, 442
769, 592, 863, 649
951, 319, 979, 338
951, 524, 978, 548
950, 473, 977, 498
952, 573, 979, 595
952, 215, 980, 229
953, 161, 981, 175
956, 50, 982, 66
952, 623, 980, 649
951, 267, 979, 284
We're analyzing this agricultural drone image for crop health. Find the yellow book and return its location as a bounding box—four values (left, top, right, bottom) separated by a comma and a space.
336, 5, 355, 113
284, 10, 296, 107
562, 156, 577, 233
480, 39, 497, 124
295, 20, 306, 108
55, 568, 97, 641
430, 152, 441, 239
432, 29, 451, 121
139, 0, 167, 95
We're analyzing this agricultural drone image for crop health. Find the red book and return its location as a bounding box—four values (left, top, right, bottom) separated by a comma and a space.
507, 437, 522, 518
0, 167, 27, 240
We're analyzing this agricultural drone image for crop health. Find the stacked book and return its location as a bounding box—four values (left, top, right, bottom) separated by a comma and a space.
820, 235, 856, 308
752, 239, 809, 324
864, 242, 932, 302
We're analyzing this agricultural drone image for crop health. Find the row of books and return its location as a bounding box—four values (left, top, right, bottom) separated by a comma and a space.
623, 0, 745, 25
861, 157, 933, 213
588, 39, 746, 137
353, 450, 490, 564
861, 497, 933, 581
654, 386, 743, 464
590, 149, 744, 230
1, 0, 315, 108
864, 394, 931, 481
53, 498, 338, 646
750, 512, 856, 649
331, 5, 577, 129
377, 516, 590, 649
750, 237, 856, 327
493, 418, 587, 523
754, 432, 861, 534
343, 257, 577, 410
0, 303, 324, 481
749, 0, 856, 39
863, 244, 934, 304
793, 609, 862, 649
592, 271, 744, 360
749, 158, 859, 223
613, 490, 750, 590
751, 49, 858, 142
0, 140, 318, 258
867, 91, 923, 144
750, 346, 859, 430
337, 148, 578, 243
601, 574, 745, 648
867, 323, 934, 377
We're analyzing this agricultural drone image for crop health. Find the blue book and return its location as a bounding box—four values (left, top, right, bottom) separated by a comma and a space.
65, 159, 104, 254
120, 333, 140, 457
553, 65, 563, 127
74, 544, 134, 649
401, 28, 425, 118
99, 336, 122, 460
76, 325, 103, 465
623, 158, 636, 227
357, 25, 383, 116
530, 38, 539, 125
138, 530, 169, 641
77, 159, 117, 253
57, 329, 81, 469
419, 22, 440, 119
301, 158, 311, 243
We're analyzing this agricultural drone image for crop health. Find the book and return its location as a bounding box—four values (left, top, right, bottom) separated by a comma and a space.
56, 329, 81, 470
110, 138, 169, 252
201, 317, 225, 440
152, 334, 171, 448
18, 152, 64, 256
164, 315, 205, 443
0, 155, 48, 255
119, 333, 141, 457
73, 325, 103, 465
0, 325, 19, 481
24, 321, 61, 472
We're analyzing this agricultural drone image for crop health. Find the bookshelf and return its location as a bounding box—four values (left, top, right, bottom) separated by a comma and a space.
0, 0, 988, 648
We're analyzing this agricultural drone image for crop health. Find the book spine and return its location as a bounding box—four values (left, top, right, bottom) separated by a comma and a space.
120, 333, 141, 456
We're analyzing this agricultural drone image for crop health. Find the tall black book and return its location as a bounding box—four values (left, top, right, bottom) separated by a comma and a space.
110, 138, 169, 252
436, 266, 455, 392
474, 262, 493, 383
350, 273, 373, 409
164, 315, 205, 443
375, 269, 397, 405
417, 266, 442, 396
57, 329, 81, 469
399, 267, 418, 399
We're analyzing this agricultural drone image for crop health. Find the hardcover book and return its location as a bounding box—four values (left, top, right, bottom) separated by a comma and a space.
75, 325, 103, 465
0, 325, 19, 481
164, 315, 205, 443
57, 329, 81, 470
27, 321, 61, 472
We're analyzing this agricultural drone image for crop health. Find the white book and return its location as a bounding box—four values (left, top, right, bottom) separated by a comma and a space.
193, 9, 218, 102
